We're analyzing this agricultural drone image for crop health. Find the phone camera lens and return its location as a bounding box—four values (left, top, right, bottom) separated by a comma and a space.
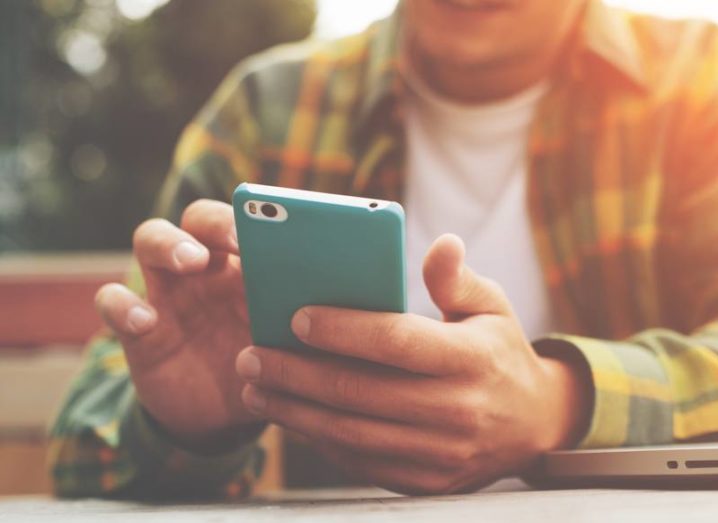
261, 203, 278, 218
369, 202, 378, 208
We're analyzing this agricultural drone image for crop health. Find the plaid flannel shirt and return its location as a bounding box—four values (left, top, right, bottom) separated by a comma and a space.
50, 0, 718, 498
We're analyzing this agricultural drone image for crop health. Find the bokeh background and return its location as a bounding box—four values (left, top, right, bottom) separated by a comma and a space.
1, 0, 316, 252
2, 0, 716, 252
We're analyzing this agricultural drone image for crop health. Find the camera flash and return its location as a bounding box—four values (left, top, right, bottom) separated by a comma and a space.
249, 202, 257, 214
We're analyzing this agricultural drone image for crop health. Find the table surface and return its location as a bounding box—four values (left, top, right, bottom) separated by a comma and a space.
2, 479, 718, 523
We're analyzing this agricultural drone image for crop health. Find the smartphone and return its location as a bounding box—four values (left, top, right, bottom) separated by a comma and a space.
233, 183, 407, 351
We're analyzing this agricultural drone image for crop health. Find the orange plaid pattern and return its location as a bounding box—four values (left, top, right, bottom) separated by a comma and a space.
50, 1, 718, 498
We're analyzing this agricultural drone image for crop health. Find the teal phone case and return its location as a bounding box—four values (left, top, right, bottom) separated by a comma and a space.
233, 183, 406, 351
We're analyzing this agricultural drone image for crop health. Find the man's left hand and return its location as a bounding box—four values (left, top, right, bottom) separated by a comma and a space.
235, 234, 591, 494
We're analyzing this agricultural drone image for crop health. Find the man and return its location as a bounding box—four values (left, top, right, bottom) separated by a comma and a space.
51, 0, 718, 498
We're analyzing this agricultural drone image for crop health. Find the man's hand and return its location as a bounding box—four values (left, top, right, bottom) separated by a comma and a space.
236, 234, 591, 494
95, 200, 262, 451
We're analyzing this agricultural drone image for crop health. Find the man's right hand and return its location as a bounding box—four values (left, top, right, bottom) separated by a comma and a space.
95, 199, 261, 451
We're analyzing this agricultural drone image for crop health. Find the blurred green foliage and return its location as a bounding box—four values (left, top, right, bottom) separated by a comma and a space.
0, 0, 316, 251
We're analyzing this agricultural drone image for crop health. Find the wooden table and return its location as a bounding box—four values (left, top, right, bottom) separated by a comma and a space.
1, 479, 717, 522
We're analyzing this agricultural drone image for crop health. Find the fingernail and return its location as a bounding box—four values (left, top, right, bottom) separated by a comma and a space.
236, 349, 261, 380
127, 306, 153, 334
291, 309, 311, 340
245, 388, 267, 412
174, 241, 204, 267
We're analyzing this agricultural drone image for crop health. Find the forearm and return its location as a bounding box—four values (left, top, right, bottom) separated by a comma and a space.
536, 350, 594, 450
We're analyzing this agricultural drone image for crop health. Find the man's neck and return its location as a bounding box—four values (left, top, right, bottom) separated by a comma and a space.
404, 1, 586, 105
408, 42, 558, 105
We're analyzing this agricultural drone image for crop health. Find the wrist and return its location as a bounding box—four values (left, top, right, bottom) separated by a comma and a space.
175, 423, 268, 456
142, 407, 267, 456
537, 347, 593, 451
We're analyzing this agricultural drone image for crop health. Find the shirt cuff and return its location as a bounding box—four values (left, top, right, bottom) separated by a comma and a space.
533, 333, 673, 449
120, 398, 266, 499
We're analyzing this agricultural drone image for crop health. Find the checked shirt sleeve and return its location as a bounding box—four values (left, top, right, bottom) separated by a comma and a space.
535, 326, 718, 448
49, 334, 265, 499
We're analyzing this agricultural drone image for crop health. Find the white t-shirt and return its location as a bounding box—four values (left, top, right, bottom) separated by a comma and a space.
403, 74, 557, 339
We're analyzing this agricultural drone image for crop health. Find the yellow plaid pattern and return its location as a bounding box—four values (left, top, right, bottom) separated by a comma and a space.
50, 1, 718, 498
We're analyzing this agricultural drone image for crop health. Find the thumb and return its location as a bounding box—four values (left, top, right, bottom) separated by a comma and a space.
422, 234, 512, 321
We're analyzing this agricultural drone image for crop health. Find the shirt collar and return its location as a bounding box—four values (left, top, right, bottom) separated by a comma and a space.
580, 0, 647, 90
355, 0, 647, 136
354, 2, 405, 138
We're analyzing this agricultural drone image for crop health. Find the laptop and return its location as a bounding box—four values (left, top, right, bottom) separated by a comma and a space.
538, 443, 718, 487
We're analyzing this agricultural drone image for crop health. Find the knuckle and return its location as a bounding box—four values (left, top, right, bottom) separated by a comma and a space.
446, 399, 482, 435
328, 417, 361, 447
132, 219, 152, 247
95, 283, 125, 312
181, 199, 227, 233
440, 442, 479, 469
278, 355, 292, 387
377, 314, 411, 355
477, 345, 500, 375
457, 324, 496, 373
466, 350, 495, 377
331, 370, 362, 405
94, 284, 114, 312
180, 199, 209, 228
133, 218, 167, 250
